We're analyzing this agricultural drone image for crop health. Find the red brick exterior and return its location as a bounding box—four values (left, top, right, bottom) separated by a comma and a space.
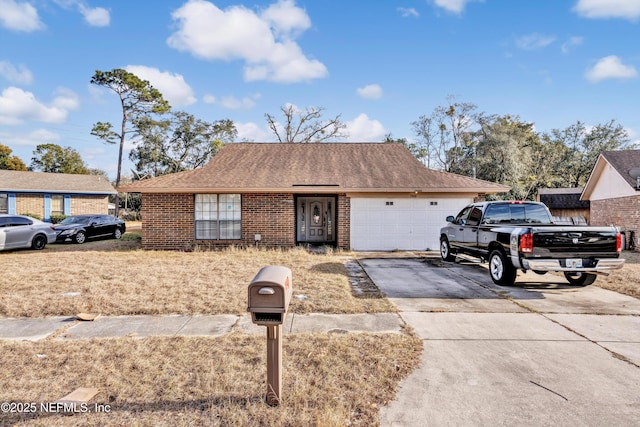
141, 193, 351, 251
591, 195, 640, 250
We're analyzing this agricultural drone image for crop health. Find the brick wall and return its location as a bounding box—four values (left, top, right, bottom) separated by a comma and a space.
71, 195, 109, 215
591, 195, 640, 249
15, 194, 42, 217
14, 194, 108, 218
337, 193, 350, 250
141, 192, 352, 251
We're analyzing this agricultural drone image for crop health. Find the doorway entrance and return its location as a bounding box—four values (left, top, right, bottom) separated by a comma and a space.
296, 196, 336, 245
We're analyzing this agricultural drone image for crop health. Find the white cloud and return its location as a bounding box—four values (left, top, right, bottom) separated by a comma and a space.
0, 128, 61, 147
357, 84, 383, 100
219, 96, 257, 110
585, 55, 638, 82
261, 0, 310, 39
345, 114, 386, 142
0, 0, 45, 32
0, 86, 78, 125
203, 94, 216, 104
561, 36, 584, 54
432, 0, 483, 14
397, 7, 419, 17
125, 65, 196, 107
235, 122, 270, 142
54, 0, 110, 27
573, 0, 640, 20
0, 61, 33, 84
515, 33, 556, 50
79, 5, 110, 27
166, 0, 327, 83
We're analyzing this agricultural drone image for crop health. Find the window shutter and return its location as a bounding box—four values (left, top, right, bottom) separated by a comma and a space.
64, 195, 71, 215
8, 193, 16, 214
44, 194, 51, 222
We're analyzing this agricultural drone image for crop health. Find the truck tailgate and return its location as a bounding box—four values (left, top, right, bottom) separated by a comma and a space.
530, 226, 618, 257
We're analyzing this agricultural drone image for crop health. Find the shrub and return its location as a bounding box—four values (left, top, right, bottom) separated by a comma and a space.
50, 214, 68, 224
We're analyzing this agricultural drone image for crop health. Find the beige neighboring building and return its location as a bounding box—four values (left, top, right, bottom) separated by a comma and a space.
119, 143, 509, 251
0, 170, 116, 221
581, 150, 640, 249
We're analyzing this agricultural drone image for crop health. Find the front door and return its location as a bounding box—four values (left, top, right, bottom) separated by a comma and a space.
297, 197, 335, 244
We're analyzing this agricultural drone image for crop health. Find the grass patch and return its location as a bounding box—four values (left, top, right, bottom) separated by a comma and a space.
596, 250, 640, 298
0, 233, 395, 318
0, 333, 422, 426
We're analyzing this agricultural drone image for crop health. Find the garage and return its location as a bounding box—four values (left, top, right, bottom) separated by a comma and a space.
350, 197, 471, 251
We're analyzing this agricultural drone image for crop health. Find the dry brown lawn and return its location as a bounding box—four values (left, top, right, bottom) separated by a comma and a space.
596, 250, 640, 298
0, 231, 394, 318
0, 333, 423, 426
0, 230, 420, 426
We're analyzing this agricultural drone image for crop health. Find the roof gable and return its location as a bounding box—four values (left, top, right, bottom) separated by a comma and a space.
118, 143, 510, 194
582, 150, 640, 200
0, 170, 116, 194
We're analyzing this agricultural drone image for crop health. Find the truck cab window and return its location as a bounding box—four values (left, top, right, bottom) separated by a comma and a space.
524, 204, 552, 224
467, 207, 483, 226
482, 203, 510, 224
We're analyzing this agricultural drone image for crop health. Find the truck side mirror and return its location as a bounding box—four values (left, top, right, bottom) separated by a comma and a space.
446, 216, 455, 223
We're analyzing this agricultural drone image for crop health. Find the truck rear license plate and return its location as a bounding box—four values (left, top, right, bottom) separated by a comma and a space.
566, 258, 583, 268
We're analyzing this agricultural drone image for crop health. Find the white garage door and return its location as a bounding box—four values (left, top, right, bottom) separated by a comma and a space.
350, 197, 471, 251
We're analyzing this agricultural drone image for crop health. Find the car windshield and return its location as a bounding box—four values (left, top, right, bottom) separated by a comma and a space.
60, 216, 92, 225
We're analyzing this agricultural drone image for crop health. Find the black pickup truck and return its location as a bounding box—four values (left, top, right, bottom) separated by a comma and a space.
439, 201, 624, 286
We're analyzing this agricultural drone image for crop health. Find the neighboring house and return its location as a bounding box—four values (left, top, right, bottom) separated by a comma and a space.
581, 150, 640, 248
537, 188, 590, 225
0, 170, 116, 221
118, 143, 509, 251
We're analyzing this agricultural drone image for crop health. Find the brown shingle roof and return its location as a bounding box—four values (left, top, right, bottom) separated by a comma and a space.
0, 170, 116, 194
601, 150, 640, 189
118, 142, 510, 194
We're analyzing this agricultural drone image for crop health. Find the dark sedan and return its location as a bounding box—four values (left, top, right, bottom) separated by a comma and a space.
54, 214, 126, 244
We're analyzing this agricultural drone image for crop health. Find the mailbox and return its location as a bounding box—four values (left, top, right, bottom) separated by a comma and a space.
247, 265, 292, 326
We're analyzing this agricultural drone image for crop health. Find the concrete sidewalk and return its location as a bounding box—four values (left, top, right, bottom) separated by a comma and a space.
0, 312, 405, 341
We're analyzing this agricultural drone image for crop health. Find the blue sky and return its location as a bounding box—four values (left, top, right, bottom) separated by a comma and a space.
1, 0, 639, 180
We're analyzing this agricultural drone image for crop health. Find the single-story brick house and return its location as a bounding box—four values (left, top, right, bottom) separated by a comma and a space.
581, 149, 640, 248
118, 143, 509, 251
0, 170, 116, 221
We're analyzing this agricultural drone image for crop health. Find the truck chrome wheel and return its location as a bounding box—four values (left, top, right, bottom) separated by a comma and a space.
489, 250, 516, 286
440, 238, 455, 261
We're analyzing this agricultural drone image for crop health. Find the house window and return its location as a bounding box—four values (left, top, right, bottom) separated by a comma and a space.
195, 194, 241, 240
0, 194, 7, 214
50, 195, 64, 216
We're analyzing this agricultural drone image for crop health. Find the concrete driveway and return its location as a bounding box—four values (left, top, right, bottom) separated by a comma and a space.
360, 257, 640, 426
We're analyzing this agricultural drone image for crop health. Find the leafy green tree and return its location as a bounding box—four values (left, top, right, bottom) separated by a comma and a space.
130, 111, 237, 177
265, 105, 347, 143
542, 120, 629, 188
0, 143, 27, 170
470, 115, 540, 200
90, 68, 170, 215
30, 144, 90, 174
